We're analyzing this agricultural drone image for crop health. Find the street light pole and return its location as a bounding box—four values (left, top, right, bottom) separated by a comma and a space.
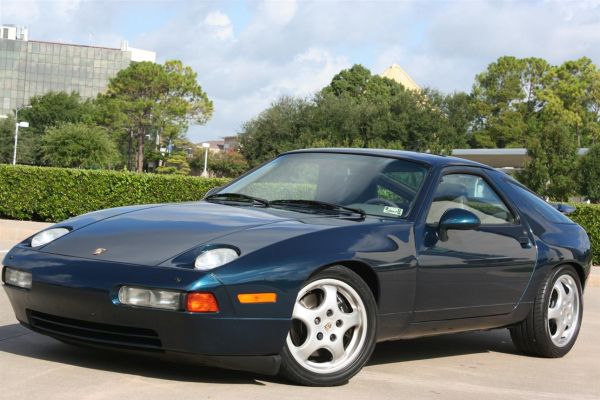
12, 105, 31, 165
13, 116, 20, 165
201, 142, 210, 177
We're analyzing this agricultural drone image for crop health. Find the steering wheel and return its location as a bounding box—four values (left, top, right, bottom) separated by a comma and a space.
365, 197, 397, 207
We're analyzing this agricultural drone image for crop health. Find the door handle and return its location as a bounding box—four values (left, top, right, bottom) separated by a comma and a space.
518, 236, 532, 248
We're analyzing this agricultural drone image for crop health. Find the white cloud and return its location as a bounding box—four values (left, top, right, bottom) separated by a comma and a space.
203, 11, 234, 41
370, 0, 600, 92
53, 0, 83, 19
188, 46, 349, 141
0, 0, 42, 21
260, 0, 297, 25
0, 0, 126, 47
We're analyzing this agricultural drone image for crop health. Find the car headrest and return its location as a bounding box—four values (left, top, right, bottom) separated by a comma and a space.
434, 182, 468, 201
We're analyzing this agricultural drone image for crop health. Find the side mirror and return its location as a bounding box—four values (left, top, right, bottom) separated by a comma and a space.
438, 208, 480, 242
204, 186, 222, 198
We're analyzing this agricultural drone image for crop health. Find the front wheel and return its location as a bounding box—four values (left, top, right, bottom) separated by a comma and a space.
279, 266, 377, 386
510, 264, 583, 357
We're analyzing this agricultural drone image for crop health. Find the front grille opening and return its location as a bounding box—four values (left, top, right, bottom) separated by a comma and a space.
28, 310, 162, 351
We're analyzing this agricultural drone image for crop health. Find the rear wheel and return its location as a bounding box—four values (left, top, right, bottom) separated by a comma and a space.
510, 265, 583, 357
279, 266, 377, 386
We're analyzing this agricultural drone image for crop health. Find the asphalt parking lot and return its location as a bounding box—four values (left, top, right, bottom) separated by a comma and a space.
1, 242, 599, 400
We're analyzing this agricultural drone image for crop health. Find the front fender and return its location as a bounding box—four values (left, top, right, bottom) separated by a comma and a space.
211, 220, 418, 324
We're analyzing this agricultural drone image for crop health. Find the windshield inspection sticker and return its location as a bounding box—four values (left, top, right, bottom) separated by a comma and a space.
383, 206, 403, 216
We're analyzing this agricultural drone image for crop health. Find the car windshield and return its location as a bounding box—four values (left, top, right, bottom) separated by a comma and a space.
217, 152, 429, 219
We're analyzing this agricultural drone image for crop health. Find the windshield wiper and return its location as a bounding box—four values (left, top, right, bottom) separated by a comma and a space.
270, 199, 365, 218
205, 192, 270, 207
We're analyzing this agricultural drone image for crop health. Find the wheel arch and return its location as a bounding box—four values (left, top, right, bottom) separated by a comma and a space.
311, 260, 380, 304
554, 261, 587, 289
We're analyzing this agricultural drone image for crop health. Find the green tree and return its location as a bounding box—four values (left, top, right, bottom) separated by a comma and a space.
239, 96, 314, 167
517, 114, 578, 201
471, 56, 552, 148
156, 152, 191, 175
21, 92, 96, 136
93, 94, 134, 169
41, 122, 118, 169
324, 64, 405, 99
426, 90, 474, 151
543, 57, 600, 146
16, 92, 97, 164
310, 92, 364, 148
472, 56, 600, 199
0, 115, 15, 164
318, 66, 472, 153
577, 144, 600, 202
103, 60, 213, 172
239, 65, 472, 166
471, 56, 600, 149
201, 151, 249, 178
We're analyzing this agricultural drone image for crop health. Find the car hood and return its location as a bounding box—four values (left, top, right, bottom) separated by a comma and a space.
41, 202, 297, 265
39, 202, 342, 266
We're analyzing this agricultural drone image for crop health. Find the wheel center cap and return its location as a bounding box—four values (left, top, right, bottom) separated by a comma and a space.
324, 322, 333, 332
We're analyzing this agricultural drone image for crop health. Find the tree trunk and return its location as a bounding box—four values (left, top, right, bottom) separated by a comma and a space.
127, 128, 133, 171
136, 127, 145, 173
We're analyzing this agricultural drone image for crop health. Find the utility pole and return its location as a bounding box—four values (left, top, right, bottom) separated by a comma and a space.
13, 105, 31, 165
201, 142, 210, 177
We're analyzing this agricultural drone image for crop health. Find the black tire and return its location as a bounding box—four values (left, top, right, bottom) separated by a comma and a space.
279, 265, 377, 386
510, 264, 583, 357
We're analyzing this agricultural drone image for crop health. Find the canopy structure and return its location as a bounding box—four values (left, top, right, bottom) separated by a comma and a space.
452, 148, 589, 170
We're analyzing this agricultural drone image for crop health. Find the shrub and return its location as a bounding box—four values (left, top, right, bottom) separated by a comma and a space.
190, 150, 250, 178
0, 164, 228, 222
577, 144, 600, 203
41, 122, 118, 169
568, 204, 600, 265
156, 153, 191, 175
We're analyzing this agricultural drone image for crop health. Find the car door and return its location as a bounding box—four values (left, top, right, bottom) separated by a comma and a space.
414, 167, 536, 321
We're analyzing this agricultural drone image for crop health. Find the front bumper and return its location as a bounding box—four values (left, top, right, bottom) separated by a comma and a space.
2, 247, 291, 372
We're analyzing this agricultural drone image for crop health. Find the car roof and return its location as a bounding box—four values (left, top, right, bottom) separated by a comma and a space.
281, 148, 493, 170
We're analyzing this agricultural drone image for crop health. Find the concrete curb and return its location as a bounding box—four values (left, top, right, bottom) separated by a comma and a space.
0, 219, 53, 242
0, 218, 599, 285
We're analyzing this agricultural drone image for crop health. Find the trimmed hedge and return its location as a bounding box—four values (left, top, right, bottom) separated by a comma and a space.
0, 164, 228, 222
568, 204, 600, 265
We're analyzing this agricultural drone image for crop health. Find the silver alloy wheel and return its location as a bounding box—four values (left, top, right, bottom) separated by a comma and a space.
286, 278, 368, 374
547, 274, 581, 347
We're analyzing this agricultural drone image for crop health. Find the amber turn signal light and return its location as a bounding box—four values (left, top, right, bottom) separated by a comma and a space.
237, 292, 277, 304
186, 292, 219, 313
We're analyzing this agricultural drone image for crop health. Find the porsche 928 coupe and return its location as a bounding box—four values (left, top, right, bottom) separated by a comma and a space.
2, 149, 592, 386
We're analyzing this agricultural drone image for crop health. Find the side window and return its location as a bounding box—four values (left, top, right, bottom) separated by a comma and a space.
506, 181, 573, 224
426, 173, 515, 225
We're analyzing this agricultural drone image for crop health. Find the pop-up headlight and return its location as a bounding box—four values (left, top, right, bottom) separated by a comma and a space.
31, 227, 70, 247
194, 248, 239, 271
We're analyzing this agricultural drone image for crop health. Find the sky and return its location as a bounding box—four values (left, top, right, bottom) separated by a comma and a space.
1, 0, 600, 143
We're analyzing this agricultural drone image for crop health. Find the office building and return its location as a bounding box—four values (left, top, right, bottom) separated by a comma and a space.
0, 25, 156, 115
